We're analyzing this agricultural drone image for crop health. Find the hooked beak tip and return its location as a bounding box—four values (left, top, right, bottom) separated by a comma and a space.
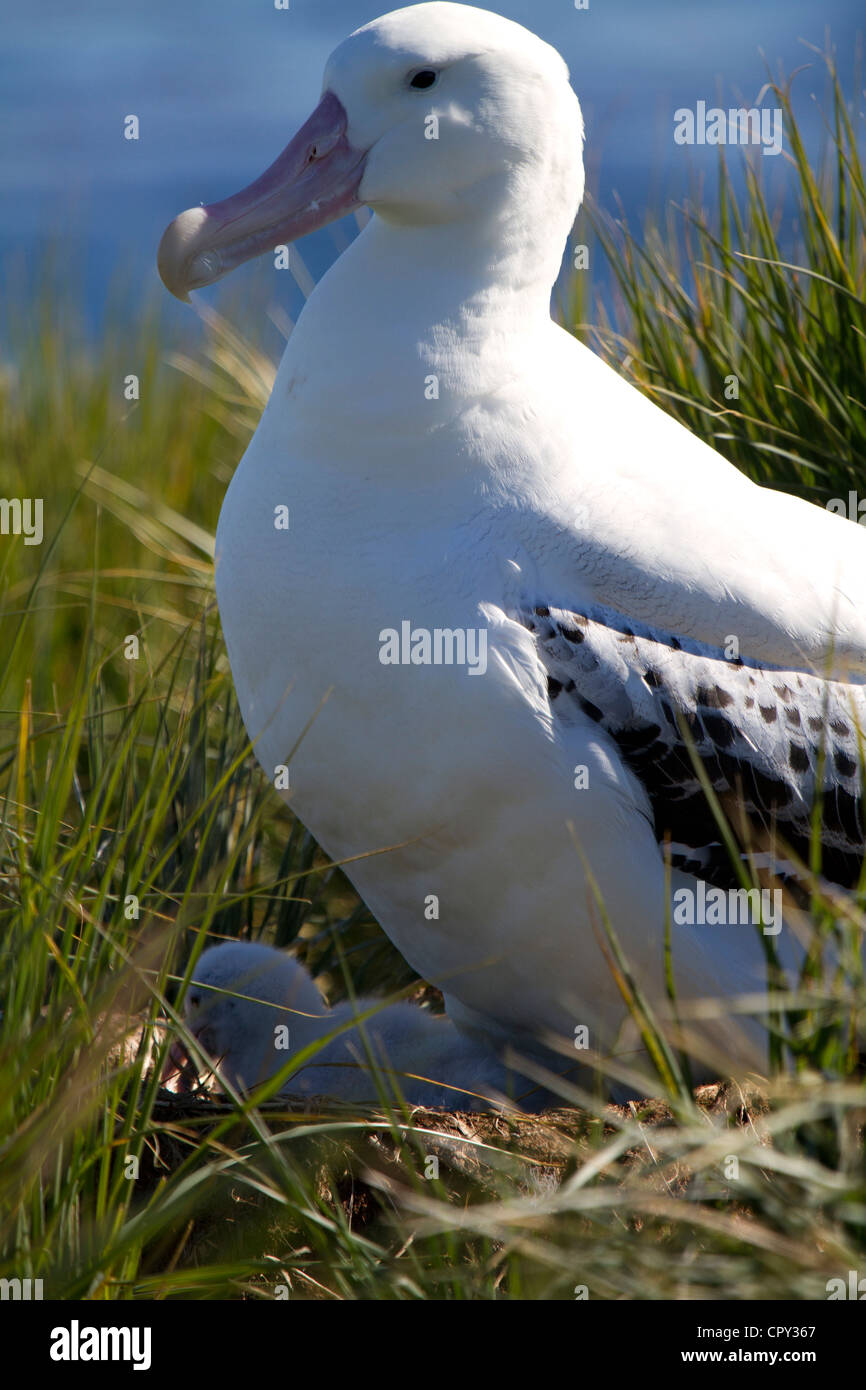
157, 206, 212, 302
158, 90, 365, 300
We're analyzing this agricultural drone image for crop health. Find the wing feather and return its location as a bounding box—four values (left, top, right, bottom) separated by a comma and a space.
516, 598, 866, 890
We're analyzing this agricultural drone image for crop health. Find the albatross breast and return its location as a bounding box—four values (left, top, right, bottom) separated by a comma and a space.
159, 2, 866, 1080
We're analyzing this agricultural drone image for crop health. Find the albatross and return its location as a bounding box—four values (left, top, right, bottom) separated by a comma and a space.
159, 2, 866, 1084
166, 941, 514, 1109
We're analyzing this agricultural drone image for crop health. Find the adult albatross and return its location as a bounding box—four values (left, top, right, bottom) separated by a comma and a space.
159, 3, 866, 1083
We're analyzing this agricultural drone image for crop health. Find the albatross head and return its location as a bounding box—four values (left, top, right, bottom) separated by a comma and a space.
159, 2, 584, 299
172, 942, 325, 1092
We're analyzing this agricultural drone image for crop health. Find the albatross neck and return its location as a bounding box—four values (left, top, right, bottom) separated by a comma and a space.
313, 203, 568, 336
259, 197, 574, 483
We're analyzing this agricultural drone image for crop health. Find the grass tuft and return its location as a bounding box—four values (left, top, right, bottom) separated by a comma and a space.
1, 48, 864, 1300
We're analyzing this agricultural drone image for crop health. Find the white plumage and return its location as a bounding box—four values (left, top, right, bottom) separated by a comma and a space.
160, 3, 866, 1084
170, 942, 514, 1109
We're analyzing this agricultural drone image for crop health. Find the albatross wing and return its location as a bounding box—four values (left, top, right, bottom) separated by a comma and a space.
515, 597, 866, 890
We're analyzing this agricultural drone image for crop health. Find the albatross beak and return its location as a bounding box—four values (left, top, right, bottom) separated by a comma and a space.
160, 1036, 196, 1092
160, 1021, 220, 1092
158, 90, 366, 302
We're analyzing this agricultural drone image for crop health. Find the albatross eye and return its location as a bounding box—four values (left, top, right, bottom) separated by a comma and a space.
408, 68, 439, 90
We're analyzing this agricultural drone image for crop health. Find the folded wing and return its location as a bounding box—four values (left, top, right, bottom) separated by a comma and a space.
516, 599, 866, 890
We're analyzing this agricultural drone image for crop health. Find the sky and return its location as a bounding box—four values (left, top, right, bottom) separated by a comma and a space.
1, 0, 862, 337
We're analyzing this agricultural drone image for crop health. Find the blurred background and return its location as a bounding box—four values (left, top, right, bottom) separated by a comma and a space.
2, 0, 861, 343
2, 1, 864, 1302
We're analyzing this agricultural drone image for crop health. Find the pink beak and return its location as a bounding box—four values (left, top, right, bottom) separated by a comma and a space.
160, 1035, 196, 1092
158, 90, 367, 301
160, 1024, 215, 1093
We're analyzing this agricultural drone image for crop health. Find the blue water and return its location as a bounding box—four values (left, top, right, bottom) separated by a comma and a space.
1, 0, 862, 345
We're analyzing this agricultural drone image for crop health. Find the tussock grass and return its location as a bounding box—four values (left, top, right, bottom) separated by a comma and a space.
1, 55, 864, 1300
573, 48, 865, 502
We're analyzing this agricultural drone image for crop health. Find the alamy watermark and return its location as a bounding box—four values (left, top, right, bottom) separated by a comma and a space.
0, 497, 43, 545
826, 491, 866, 525
379, 621, 487, 675
826, 1270, 866, 1299
49, 1320, 151, 1370
0, 1277, 43, 1299
673, 883, 782, 936
674, 101, 783, 157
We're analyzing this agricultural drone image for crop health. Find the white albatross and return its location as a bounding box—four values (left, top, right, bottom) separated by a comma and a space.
159, 3, 866, 1084
165, 941, 514, 1109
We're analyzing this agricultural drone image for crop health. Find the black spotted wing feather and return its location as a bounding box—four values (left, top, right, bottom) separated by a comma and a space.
517, 601, 866, 889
